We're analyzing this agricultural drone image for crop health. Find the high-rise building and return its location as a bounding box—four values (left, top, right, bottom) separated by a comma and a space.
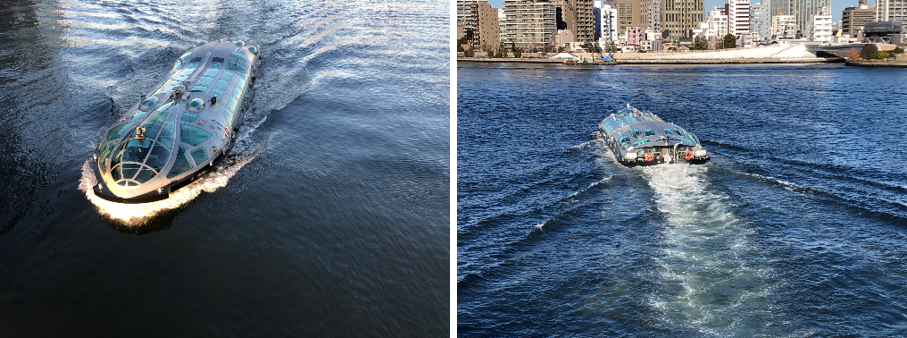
614, 0, 645, 34
470, 1, 501, 51
458, 0, 477, 30
599, 2, 619, 40
502, 0, 558, 51
575, 0, 595, 41
647, 0, 662, 32
807, 5, 833, 41
555, 0, 577, 42
726, 0, 750, 36
875, 0, 907, 21
498, 7, 506, 39
750, 2, 772, 39
554, 0, 596, 42
771, 9, 797, 37
842, 1, 875, 37
661, 0, 705, 38
708, 7, 729, 37
594, 1, 602, 40
771, 0, 830, 34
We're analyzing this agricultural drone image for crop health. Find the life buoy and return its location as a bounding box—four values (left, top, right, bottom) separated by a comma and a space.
685, 150, 694, 160
644, 152, 654, 161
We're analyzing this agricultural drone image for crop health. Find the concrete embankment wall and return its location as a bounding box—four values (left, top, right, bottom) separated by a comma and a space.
845, 60, 907, 67
456, 58, 561, 63
620, 57, 841, 64
624, 45, 815, 60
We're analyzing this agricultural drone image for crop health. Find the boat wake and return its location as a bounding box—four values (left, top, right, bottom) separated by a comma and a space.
640, 164, 773, 335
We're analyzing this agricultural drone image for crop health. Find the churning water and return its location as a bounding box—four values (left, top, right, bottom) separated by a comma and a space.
458, 63, 907, 337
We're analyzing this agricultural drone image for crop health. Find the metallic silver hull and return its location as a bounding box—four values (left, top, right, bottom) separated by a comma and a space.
598, 104, 710, 166
91, 38, 262, 203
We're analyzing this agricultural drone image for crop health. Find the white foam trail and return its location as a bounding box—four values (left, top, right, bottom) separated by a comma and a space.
78, 143, 262, 225
640, 164, 771, 335
567, 139, 596, 151
739, 172, 803, 191
568, 175, 614, 199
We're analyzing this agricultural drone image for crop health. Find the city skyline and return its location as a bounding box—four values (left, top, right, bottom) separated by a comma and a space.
486, 0, 853, 23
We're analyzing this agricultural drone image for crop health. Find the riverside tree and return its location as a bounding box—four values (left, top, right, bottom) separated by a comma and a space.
860, 44, 878, 59
693, 36, 708, 50
722, 34, 736, 49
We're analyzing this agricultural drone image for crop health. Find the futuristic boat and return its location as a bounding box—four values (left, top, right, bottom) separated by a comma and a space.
91, 38, 261, 203
598, 104, 709, 166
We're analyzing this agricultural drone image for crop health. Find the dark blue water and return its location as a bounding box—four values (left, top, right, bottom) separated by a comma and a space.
457, 63, 907, 336
0, 0, 448, 336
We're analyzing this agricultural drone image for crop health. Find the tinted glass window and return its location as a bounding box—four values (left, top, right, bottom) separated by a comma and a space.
112, 141, 127, 165
166, 146, 192, 179
111, 164, 122, 180
99, 148, 110, 174
121, 163, 141, 180
221, 71, 234, 81
176, 69, 194, 80
190, 85, 207, 92
209, 57, 224, 69
644, 129, 655, 136
215, 79, 229, 90
191, 148, 208, 165
197, 76, 214, 86
123, 138, 153, 163
153, 103, 174, 123
618, 136, 630, 149
159, 128, 175, 149
688, 132, 700, 144
226, 61, 246, 71
185, 57, 202, 69
180, 124, 212, 146
182, 112, 199, 122
663, 128, 674, 135
107, 122, 136, 141
143, 123, 162, 139
227, 97, 239, 112
134, 166, 155, 183
131, 110, 149, 120
144, 144, 171, 173
141, 97, 158, 108
173, 52, 192, 69
231, 52, 249, 63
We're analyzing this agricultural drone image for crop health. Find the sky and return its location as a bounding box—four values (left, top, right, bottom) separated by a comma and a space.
485, 0, 852, 23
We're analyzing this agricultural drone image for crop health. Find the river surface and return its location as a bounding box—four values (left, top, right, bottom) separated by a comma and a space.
0, 0, 449, 336
457, 62, 907, 336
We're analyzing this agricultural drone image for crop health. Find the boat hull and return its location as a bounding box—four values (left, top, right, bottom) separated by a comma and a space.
597, 105, 710, 167
90, 38, 260, 203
